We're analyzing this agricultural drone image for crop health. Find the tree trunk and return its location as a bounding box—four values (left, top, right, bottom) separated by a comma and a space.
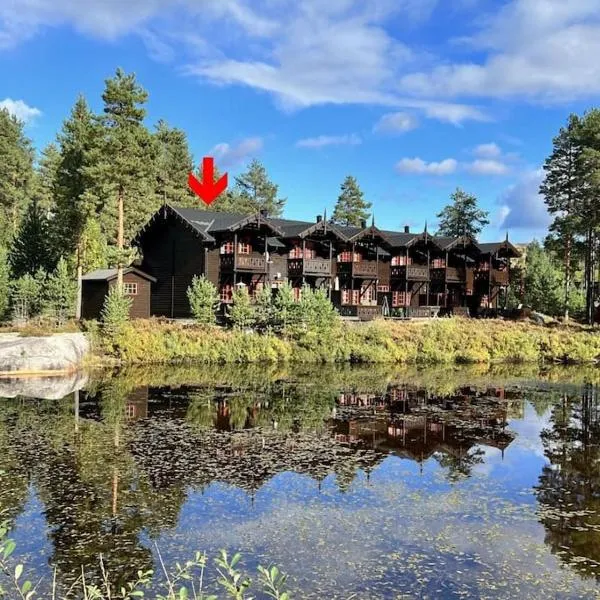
564, 234, 572, 322
75, 243, 83, 320
586, 227, 595, 325
117, 186, 124, 291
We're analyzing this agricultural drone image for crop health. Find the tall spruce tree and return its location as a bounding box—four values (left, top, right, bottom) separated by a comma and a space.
540, 114, 585, 320
0, 109, 35, 242
55, 95, 104, 318
9, 199, 55, 278
35, 143, 61, 216
331, 176, 371, 227
220, 159, 285, 216
155, 119, 196, 207
87, 69, 158, 288
436, 188, 489, 238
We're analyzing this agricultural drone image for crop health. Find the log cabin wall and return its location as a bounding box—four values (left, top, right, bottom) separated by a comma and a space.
139, 214, 206, 318
81, 281, 108, 320
108, 272, 152, 319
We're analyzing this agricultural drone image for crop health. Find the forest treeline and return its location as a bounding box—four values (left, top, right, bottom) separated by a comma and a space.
0, 66, 598, 325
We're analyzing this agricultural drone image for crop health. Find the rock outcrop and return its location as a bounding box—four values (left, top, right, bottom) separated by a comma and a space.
0, 333, 89, 375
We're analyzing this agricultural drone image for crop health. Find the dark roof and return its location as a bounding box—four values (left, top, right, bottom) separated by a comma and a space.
477, 240, 521, 257
137, 205, 518, 255
82, 267, 157, 283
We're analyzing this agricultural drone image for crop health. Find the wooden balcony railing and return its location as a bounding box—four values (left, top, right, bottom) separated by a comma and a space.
352, 261, 378, 278
492, 270, 509, 285
289, 258, 332, 277
221, 254, 267, 271
446, 267, 464, 283
391, 265, 429, 280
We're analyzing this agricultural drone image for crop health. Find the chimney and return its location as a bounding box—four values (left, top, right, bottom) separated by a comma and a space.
316, 215, 322, 223
404, 225, 410, 233
259, 208, 268, 218
360, 218, 367, 229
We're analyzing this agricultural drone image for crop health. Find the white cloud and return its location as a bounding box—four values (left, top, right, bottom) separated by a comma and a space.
497, 168, 551, 230
467, 159, 510, 175
296, 134, 361, 148
210, 136, 263, 167
373, 112, 418, 134
474, 142, 502, 159
0, 98, 41, 123
396, 157, 458, 176
399, 0, 600, 102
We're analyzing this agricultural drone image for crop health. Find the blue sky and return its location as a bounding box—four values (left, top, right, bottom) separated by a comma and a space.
1, 0, 598, 242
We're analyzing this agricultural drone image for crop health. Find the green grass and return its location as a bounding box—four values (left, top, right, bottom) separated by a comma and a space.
93, 317, 600, 365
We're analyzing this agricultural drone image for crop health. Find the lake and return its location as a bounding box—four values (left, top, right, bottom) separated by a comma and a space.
1, 363, 600, 599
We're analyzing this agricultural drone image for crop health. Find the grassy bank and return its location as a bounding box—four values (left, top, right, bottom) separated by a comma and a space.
91, 317, 600, 365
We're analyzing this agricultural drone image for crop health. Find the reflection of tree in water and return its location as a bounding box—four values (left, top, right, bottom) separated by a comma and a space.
535, 385, 600, 578
434, 446, 485, 482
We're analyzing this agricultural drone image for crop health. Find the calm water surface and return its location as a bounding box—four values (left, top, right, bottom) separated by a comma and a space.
1, 364, 600, 599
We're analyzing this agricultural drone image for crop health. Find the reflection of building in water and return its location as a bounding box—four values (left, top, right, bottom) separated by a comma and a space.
333, 384, 515, 465
125, 386, 148, 421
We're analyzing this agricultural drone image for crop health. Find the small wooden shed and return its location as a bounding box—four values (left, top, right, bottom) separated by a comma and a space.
81, 267, 157, 320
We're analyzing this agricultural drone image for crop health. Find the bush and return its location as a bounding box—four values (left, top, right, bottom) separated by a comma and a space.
228, 286, 256, 329
254, 284, 274, 331
43, 257, 77, 324
10, 272, 44, 322
186, 275, 219, 325
101, 285, 132, 337
272, 282, 300, 332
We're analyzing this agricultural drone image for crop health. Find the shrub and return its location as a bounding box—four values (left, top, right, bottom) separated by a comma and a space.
10, 272, 43, 322
254, 284, 274, 331
273, 282, 300, 332
186, 275, 219, 325
228, 286, 256, 329
43, 257, 77, 324
101, 285, 132, 337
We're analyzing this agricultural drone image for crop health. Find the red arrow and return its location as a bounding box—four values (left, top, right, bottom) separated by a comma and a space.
188, 157, 228, 206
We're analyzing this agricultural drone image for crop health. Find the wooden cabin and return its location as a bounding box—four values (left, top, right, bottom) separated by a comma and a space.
81, 267, 156, 320
82, 204, 520, 321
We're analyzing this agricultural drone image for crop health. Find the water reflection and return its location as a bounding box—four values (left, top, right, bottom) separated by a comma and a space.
1, 366, 600, 597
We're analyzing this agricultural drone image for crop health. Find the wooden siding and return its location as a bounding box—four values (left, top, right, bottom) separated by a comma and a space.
139, 214, 206, 318
109, 273, 152, 319
81, 281, 108, 320
82, 272, 151, 320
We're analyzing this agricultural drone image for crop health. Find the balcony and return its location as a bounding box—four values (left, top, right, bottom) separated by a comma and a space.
446, 267, 465, 283
221, 254, 266, 272
352, 261, 378, 278
391, 265, 429, 281
288, 258, 332, 277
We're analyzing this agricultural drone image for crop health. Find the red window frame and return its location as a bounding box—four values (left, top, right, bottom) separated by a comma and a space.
238, 240, 252, 254
221, 240, 235, 255
220, 284, 233, 303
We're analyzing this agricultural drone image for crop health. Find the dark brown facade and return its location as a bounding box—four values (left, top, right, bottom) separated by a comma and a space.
81, 268, 156, 320
124, 204, 520, 320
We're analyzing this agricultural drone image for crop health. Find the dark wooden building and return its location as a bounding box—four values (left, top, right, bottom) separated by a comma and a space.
125, 204, 520, 320
81, 267, 156, 320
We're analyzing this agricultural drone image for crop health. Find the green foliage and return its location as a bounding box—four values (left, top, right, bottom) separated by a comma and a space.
9, 199, 56, 278
155, 119, 196, 207
272, 283, 300, 332
436, 187, 489, 238
9, 272, 43, 321
298, 287, 338, 332
228, 287, 256, 329
42, 257, 77, 324
215, 159, 286, 216
0, 248, 10, 320
254, 284, 274, 331
331, 175, 371, 227
186, 275, 219, 325
0, 109, 34, 245
101, 285, 133, 337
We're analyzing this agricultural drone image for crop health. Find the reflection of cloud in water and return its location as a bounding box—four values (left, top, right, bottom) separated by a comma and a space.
157, 463, 598, 599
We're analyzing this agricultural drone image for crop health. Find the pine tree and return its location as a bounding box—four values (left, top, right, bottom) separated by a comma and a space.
9, 199, 55, 278
155, 119, 196, 207
540, 115, 585, 320
35, 143, 61, 216
0, 247, 9, 320
331, 176, 371, 227
436, 188, 489, 238
87, 69, 158, 288
43, 257, 77, 323
186, 275, 219, 324
228, 287, 255, 328
220, 159, 285, 216
0, 109, 35, 242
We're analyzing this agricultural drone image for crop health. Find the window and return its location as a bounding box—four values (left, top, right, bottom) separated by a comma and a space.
338, 251, 353, 263
341, 289, 360, 305
360, 283, 376, 306
238, 240, 252, 254
391, 255, 412, 266
392, 291, 411, 307
221, 240, 234, 254
125, 404, 136, 419
220, 284, 233, 303
289, 245, 303, 259
431, 258, 446, 269
377, 285, 390, 293
292, 286, 302, 301
123, 282, 138, 295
